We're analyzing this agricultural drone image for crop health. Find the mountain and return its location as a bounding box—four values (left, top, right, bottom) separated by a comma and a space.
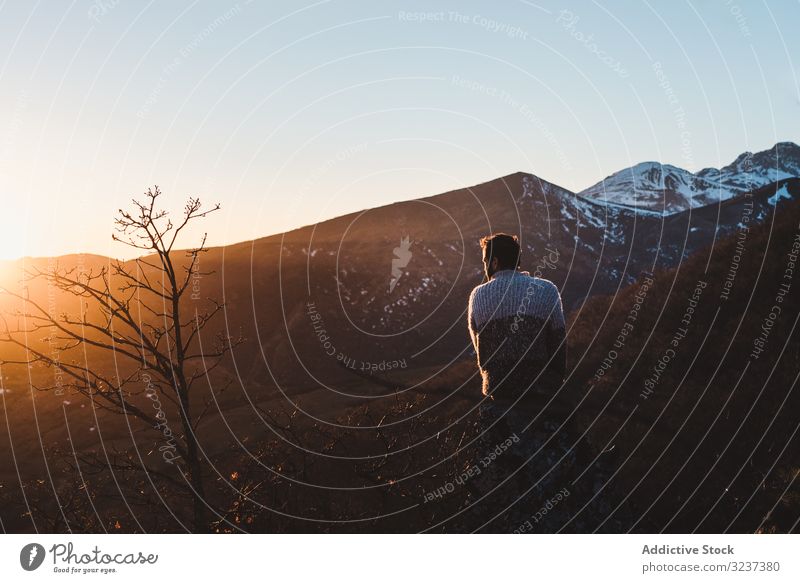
1, 174, 798, 402
578, 142, 800, 214
1, 161, 798, 533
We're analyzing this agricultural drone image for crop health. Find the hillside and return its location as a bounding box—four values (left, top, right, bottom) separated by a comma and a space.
566, 195, 800, 532
0, 170, 797, 533
3, 174, 796, 406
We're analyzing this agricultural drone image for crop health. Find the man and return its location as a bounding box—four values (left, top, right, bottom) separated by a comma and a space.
467, 233, 566, 406
459, 233, 570, 531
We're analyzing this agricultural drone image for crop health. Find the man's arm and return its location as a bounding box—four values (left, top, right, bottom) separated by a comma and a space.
546, 286, 567, 380
467, 289, 479, 355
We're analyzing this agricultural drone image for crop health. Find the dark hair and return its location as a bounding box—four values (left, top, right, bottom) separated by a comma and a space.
480, 233, 521, 270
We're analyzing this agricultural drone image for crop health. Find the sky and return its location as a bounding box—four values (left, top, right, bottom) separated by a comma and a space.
0, 0, 798, 260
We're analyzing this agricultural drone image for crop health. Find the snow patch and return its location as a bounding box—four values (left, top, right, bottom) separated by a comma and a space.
767, 184, 792, 205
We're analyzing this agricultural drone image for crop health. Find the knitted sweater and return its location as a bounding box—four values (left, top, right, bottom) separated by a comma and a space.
467, 269, 566, 401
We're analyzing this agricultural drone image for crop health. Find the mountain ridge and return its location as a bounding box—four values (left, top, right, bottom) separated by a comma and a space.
578, 141, 800, 214
193, 140, 800, 252
3, 143, 797, 265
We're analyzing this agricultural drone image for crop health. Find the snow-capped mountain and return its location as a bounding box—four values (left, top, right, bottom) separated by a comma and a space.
578, 142, 800, 214
696, 142, 800, 193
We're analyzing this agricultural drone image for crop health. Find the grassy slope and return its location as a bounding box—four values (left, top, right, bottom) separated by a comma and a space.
567, 198, 799, 532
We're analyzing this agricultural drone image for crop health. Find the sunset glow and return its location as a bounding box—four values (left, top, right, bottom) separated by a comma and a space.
0, 216, 28, 261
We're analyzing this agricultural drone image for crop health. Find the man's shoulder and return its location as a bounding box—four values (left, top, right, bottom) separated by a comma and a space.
469, 271, 560, 301
469, 277, 493, 298
514, 272, 559, 294
529, 275, 560, 295
470, 272, 559, 296
468, 276, 507, 302
519, 275, 562, 309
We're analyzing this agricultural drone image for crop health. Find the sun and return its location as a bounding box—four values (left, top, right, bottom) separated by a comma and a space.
0, 220, 30, 261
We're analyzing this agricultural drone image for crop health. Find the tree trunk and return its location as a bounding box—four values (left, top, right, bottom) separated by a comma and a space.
178, 389, 207, 533
186, 433, 207, 533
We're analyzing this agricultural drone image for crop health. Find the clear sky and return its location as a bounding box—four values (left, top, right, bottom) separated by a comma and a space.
0, 0, 798, 259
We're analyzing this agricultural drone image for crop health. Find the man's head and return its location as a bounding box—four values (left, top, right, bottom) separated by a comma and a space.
479, 233, 521, 279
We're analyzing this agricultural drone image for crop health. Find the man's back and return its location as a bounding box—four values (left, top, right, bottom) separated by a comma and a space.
468, 269, 566, 401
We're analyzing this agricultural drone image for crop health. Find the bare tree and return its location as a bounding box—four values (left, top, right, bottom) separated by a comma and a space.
0, 186, 242, 532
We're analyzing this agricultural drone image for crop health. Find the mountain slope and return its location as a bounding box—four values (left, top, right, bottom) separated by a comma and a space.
567, 195, 800, 532
2, 176, 798, 402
